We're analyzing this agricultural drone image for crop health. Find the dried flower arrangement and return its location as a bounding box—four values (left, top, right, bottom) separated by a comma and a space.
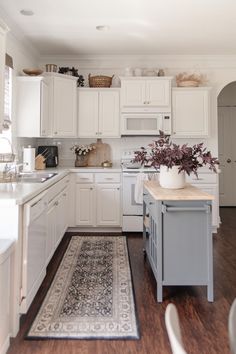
133, 131, 219, 177
175, 72, 207, 87
70, 144, 95, 156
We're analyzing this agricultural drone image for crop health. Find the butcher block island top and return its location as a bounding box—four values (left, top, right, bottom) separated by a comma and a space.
144, 180, 214, 201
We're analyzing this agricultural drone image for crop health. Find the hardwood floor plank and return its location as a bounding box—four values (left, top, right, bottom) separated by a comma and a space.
7, 208, 236, 354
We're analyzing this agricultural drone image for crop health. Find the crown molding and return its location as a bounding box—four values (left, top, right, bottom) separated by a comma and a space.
38, 54, 236, 70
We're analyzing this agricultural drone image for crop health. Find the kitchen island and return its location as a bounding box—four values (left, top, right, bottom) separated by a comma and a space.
143, 181, 214, 302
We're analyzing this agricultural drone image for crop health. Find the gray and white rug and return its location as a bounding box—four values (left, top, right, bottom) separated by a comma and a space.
27, 236, 139, 339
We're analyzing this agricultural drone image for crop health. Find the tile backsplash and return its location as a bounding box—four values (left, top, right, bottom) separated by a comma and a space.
34, 136, 158, 167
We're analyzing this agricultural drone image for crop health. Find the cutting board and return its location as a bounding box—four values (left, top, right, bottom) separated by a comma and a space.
88, 139, 111, 167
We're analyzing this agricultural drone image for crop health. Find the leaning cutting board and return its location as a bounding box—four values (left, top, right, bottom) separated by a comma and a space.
88, 139, 111, 167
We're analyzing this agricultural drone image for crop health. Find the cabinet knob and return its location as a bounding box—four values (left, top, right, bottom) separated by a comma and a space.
144, 101, 147, 104
90, 187, 93, 190
54, 131, 58, 135
117, 187, 120, 190
227, 158, 232, 163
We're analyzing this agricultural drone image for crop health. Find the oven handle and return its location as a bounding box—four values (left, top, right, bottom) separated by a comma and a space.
123, 173, 139, 177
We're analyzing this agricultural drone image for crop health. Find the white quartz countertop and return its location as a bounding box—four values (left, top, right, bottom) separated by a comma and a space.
0, 166, 122, 205
144, 181, 214, 201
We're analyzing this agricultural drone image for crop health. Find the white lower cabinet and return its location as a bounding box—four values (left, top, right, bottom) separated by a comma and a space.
75, 184, 95, 226
46, 178, 70, 265
75, 172, 121, 227
96, 184, 121, 226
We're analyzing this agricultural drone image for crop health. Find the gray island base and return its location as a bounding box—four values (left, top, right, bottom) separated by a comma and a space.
143, 181, 214, 303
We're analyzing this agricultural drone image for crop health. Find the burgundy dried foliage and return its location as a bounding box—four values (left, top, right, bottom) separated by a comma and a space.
133, 131, 219, 177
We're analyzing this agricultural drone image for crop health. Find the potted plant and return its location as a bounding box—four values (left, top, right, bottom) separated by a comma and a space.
70, 143, 95, 167
133, 131, 219, 189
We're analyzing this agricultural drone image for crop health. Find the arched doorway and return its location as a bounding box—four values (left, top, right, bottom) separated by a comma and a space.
218, 81, 236, 206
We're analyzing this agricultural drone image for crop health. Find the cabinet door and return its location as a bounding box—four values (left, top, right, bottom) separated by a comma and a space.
55, 192, 66, 247
96, 184, 121, 226
78, 90, 99, 137
99, 91, 120, 137
46, 200, 57, 265
53, 77, 77, 137
75, 184, 95, 226
146, 80, 171, 107
121, 80, 146, 107
40, 80, 50, 136
172, 88, 210, 137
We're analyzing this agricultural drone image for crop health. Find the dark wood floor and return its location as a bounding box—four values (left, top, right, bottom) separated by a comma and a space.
7, 208, 236, 354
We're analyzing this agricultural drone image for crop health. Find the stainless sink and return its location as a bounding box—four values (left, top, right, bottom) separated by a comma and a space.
18, 172, 58, 183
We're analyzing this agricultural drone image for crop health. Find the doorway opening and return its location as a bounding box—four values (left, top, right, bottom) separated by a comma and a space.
218, 81, 236, 206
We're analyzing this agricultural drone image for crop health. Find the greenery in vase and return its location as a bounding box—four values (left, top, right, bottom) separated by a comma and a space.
70, 144, 95, 156
133, 131, 219, 177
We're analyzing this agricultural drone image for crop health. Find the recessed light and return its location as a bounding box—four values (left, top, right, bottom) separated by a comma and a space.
20, 9, 34, 16
96, 25, 110, 31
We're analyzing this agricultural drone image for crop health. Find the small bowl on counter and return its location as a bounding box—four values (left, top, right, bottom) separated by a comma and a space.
101, 161, 113, 168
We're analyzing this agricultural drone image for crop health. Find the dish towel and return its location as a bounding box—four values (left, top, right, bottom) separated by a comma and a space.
134, 173, 149, 204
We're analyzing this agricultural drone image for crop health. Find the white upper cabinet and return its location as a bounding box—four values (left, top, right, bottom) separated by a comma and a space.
16, 77, 50, 137
120, 77, 172, 112
50, 75, 77, 137
16, 73, 77, 138
0, 20, 9, 133
172, 87, 211, 138
78, 88, 120, 138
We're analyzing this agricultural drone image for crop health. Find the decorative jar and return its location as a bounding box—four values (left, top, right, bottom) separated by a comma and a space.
75, 154, 89, 167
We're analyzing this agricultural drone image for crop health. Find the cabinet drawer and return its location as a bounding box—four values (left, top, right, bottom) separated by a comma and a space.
75, 173, 94, 183
186, 173, 217, 184
95, 173, 120, 183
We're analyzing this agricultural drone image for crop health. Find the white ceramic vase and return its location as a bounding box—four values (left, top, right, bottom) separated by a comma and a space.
159, 165, 186, 189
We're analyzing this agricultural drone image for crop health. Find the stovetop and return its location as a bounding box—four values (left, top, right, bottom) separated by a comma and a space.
121, 150, 158, 173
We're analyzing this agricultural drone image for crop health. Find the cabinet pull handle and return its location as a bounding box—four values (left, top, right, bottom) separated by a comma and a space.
80, 177, 89, 180
162, 205, 211, 213
149, 202, 154, 205
105, 177, 113, 180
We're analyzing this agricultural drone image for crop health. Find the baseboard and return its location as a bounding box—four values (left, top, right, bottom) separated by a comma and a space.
67, 227, 122, 233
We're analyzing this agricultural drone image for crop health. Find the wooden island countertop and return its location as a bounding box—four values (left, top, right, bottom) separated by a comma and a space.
144, 180, 214, 201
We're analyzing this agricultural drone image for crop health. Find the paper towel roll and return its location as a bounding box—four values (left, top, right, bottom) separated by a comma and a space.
23, 146, 35, 172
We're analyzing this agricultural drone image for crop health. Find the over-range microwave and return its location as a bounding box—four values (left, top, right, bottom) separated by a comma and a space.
121, 112, 171, 135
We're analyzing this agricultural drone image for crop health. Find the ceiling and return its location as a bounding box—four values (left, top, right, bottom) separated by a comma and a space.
0, 0, 236, 56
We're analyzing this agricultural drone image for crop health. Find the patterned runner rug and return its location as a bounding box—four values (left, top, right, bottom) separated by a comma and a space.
27, 236, 139, 339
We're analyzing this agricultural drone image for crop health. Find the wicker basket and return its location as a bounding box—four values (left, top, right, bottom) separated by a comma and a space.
88, 74, 114, 88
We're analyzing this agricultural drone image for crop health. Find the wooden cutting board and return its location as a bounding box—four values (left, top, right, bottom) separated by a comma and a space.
88, 139, 111, 167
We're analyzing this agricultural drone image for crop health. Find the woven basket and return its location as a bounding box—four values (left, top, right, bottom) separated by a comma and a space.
88, 74, 114, 88
177, 80, 199, 87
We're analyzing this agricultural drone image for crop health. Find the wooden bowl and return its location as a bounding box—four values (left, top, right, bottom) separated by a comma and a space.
23, 68, 43, 76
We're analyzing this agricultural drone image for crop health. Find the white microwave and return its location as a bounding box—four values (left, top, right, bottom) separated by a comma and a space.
121, 112, 171, 135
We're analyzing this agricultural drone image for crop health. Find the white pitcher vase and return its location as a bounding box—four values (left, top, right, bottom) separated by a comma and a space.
159, 165, 186, 189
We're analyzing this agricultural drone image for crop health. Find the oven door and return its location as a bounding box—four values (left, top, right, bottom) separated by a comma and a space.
122, 172, 143, 215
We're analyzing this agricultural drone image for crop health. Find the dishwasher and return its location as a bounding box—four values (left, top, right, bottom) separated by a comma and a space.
20, 190, 47, 313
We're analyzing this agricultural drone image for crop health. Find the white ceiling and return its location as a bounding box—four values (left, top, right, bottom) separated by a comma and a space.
0, 0, 236, 56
